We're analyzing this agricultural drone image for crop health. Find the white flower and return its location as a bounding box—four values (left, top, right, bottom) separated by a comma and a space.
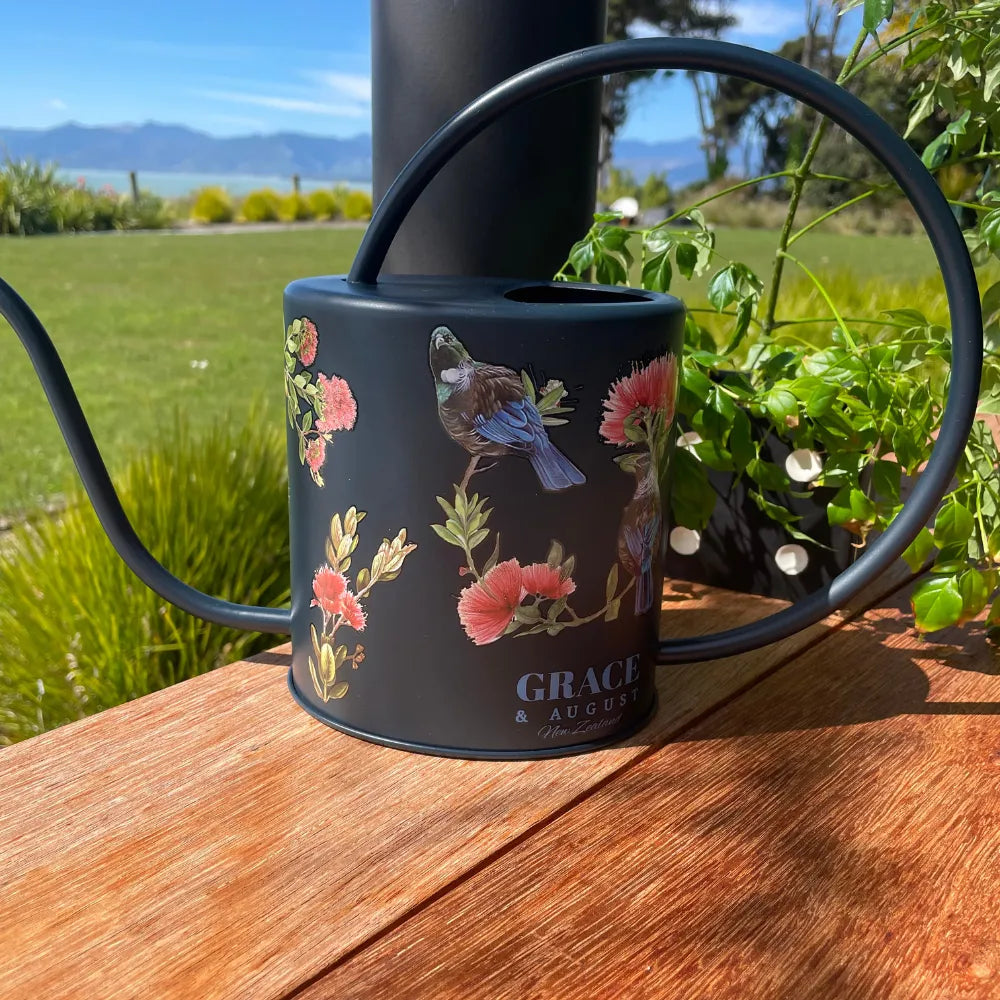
669, 526, 701, 555
775, 544, 809, 576
785, 448, 823, 483
677, 431, 702, 453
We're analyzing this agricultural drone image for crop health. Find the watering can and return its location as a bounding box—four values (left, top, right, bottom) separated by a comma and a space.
0, 40, 982, 759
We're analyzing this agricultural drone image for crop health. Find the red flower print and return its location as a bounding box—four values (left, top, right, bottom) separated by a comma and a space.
521, 562, 576, 600
316, 374, 357, 433
599, 354, 678, 446
311, 566, 347, 616
457, 558, 526, 645
298, 319, 318, 366
305, 436, 326, 476
340, 591, 366, 631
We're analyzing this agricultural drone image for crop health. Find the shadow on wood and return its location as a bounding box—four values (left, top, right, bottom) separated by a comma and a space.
656, 590, 1000, 743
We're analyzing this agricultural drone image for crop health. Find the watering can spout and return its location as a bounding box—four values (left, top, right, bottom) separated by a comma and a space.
0, 276, 291, 636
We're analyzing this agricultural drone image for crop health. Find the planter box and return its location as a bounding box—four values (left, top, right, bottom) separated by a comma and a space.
664, 430, 857, 602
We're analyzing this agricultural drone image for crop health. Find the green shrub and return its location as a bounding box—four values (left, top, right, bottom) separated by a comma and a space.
190, 186, 235, 224
54, 186, 97, 232
0, 411, 290, 745
0, 163, 174, 234
90, 187, 132, 230
280, 192, 314, 222
240, 188, 282, 223
307, 188, 341, 220
120, 190, 174, 230
341, 189, 373, 221
0, 160, 64, 235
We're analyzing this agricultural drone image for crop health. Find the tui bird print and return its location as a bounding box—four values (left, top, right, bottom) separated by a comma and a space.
429, 326, 586, 492
617, 452, 661, 615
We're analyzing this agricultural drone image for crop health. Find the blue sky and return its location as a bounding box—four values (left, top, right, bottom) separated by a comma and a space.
3, 1, 862, 143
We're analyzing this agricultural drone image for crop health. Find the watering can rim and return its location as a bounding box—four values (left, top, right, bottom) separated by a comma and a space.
285, 273, 685, 315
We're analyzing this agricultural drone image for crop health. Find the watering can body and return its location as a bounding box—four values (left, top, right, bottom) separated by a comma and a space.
284, 275, 683, 755
0, 38, 983, 759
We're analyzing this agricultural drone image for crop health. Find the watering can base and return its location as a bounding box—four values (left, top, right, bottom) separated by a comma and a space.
287, 670, 658, 760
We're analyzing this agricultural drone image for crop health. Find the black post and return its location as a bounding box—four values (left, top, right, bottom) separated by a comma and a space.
371, 0, 606, 278
128, 170, 140, 202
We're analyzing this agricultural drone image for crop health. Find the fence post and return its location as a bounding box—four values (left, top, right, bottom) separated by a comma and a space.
371, 0, 607, 278
129, 171, 140, 202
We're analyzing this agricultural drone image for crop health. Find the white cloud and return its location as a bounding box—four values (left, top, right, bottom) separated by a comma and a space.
727, 0, 804, 38
627, 19, 665, 38
48, 98, 67, 110
628, 1, 803, 41
196, 89, 369, 117
308, 71, 371, 103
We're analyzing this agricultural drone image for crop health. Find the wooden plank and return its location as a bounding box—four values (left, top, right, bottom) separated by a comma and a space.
304, 595, 1000, 1000
0, 575, 887, 1000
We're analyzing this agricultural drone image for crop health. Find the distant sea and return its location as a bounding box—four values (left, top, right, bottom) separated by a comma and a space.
55, 168, 371, 197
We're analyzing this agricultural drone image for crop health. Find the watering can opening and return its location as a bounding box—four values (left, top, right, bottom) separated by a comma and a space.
503, 284, 652, 305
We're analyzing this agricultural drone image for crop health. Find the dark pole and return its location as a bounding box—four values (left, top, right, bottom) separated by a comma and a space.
371, 0, 606, 278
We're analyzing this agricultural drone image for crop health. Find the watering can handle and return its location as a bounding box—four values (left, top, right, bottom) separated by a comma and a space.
350, 37, 983, 664
0, 278, 291, 634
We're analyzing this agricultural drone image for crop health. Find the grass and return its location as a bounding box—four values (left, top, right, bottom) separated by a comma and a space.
0, 228, 361, 513
0, 410, 290, 744
0, 225, 946, 513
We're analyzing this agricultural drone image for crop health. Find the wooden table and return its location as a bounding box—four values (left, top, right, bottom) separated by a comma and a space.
3, 575, 1000, 1000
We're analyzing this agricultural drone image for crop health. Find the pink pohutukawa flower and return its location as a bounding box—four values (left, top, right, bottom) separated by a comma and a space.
457, 558, 526, 645
599, 354, 678, 446
521, 562, 575, 600
305, 436, 326, 477
311, 566, 348, 616
315, 374, 358, 433
340, 591, 367, 632
298, 318, 318, 366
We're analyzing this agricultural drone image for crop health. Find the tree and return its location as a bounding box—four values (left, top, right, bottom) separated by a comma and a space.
601, 0, 735, 184
597, 168, 672, 212
687, 0, 842, 182
639, 171, 672, 209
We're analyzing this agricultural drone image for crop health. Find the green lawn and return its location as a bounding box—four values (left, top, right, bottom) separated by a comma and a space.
0, 225, 944, 513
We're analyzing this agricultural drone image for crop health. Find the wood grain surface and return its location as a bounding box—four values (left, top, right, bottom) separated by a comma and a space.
0, 575, 892, 1000
303, 594, 1000, 1000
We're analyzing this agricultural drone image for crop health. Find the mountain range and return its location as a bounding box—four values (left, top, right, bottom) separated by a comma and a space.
0, 122, 706, 187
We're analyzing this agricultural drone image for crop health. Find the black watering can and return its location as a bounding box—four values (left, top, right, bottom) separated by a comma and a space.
1, 40, 983, 759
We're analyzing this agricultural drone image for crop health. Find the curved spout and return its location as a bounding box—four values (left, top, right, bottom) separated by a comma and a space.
0, 276, 291, 635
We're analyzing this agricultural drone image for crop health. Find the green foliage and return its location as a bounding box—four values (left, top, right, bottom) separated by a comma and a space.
190, 186, 235, 224
240, 188, 282, 223
0, 411, 290, 745
600, 168, 673, 211
640, 171, 672, 209
130, 191, 174, 230
558, 1, 1000, 638
280, 192, 314, 222
339, 188, 373, 221
307, 188, 342, 220
598, 166, 640, 207
0, 159, 173, 235
0, 160, 63, 234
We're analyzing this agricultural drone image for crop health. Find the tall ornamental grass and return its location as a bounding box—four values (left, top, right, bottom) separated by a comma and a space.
0, 411, 290, 745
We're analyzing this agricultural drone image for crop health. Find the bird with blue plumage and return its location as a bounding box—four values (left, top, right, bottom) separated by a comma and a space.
428, 326, 586, 493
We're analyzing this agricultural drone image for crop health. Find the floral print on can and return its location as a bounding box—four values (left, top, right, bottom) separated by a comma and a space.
428, 326, 636, 646
284, 316, 357, 487
308, 507, 416, 702
601, 352, 679, 616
